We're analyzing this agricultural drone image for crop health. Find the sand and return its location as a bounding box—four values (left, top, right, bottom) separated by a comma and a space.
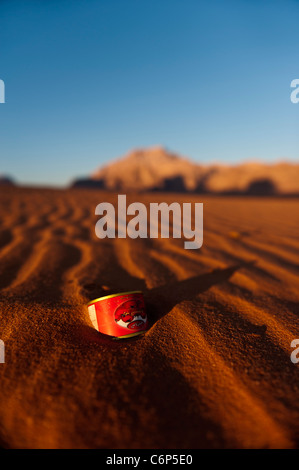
0, 186, 299, 449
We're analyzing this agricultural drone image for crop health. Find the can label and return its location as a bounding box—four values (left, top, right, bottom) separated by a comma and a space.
88, 291, 148, 338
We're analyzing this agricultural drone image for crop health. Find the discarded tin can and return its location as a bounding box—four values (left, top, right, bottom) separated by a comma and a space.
87, 291, 148, 339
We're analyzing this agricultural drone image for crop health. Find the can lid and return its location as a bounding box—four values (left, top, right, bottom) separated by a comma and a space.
87, 290, 143, 306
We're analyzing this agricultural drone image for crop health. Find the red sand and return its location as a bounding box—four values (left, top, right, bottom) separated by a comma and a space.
0, 187, 299, 448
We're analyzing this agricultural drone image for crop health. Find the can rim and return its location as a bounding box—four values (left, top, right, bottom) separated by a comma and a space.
87, 290, 143, 306
113, 331, 146, 340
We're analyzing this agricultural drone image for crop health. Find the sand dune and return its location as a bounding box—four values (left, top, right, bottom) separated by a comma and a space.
0, 186, 299, 448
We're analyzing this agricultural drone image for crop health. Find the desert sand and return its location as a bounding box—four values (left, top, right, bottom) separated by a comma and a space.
0, 186, 299, 449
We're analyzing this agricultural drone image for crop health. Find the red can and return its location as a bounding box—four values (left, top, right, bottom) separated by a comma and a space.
87, 291, 148, 339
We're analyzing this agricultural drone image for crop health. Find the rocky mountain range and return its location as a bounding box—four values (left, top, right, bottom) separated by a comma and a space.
71, 146, 299, 195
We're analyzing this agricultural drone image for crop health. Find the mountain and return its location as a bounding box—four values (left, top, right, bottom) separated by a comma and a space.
71, 147, 299, 195
91, 146, 203, 192
202, 161, 299, 195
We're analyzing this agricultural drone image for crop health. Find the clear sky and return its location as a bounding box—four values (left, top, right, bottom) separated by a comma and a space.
0, 0, 298, 186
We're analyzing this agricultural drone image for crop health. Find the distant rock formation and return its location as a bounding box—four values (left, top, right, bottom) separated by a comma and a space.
245, 178, 277, 196
71, 178, 105, 189
155, 175, 187, 193
201, 162, 299, 195
91, 146, 203, 192
0, 176, 15, 186
71, 147, 299, 195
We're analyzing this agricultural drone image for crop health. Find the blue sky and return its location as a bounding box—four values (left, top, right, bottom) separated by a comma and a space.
0, 0, 298, 186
